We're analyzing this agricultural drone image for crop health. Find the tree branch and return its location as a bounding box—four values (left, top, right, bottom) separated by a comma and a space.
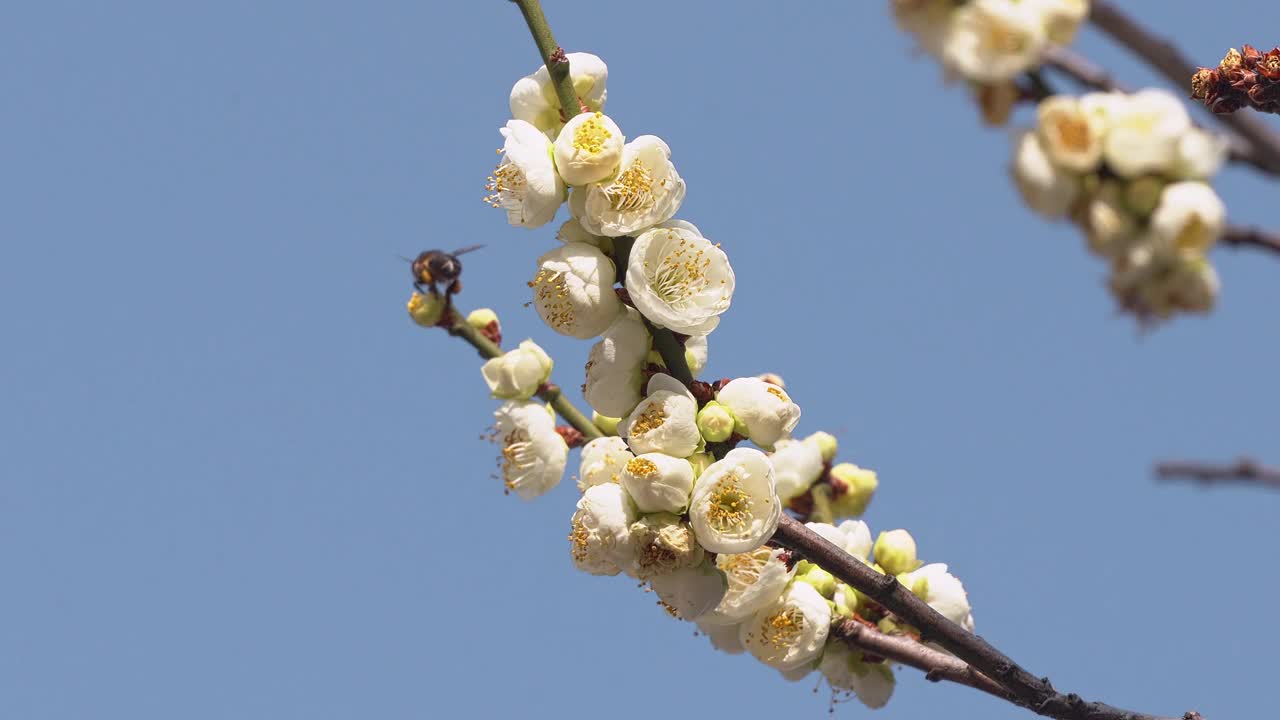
773, 515, 1193, 720
1155, 457, 1280, 489
831, 618, 1011, 701
1089, 0, 1280, 176
509, 0, 580, 119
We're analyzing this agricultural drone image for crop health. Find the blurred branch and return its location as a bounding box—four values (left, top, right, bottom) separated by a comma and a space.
1089, 0, 1280, 176
1155, 457, 1280, 489
1221, 226, 1280, 256
831, 619, 1010, 700
773, 516, 1192, 720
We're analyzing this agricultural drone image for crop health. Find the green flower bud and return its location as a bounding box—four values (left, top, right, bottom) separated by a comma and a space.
1123, 176, 1165, 218
873, 529, 920, 576
807, 431, 838, 463
696, 401, 735, 443
592, 412, 620, 436
686, 451, 714, 478
829, 463, 878, 518
407, 292, 446, 327
466, 307, 499, 331
796, 564, 837, 599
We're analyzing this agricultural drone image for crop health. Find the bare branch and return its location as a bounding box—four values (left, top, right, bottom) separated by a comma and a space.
1155, 457, 1280, 489
831, 619, 1011, 700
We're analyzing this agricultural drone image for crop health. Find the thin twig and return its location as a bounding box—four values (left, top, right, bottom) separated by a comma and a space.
831, 619, 1010, 700
1221, 226, 1280, 256
442, 304, 603, 441
773, 516, 1189, 720
1155, 457, 1280, 489
1089, 0, 1280, 176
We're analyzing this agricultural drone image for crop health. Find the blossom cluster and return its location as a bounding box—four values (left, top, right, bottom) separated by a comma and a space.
412, 49, 985, 710
892, 0, 1089, 124
1192, 45, 1280, 116
1012, 89, 1227, 320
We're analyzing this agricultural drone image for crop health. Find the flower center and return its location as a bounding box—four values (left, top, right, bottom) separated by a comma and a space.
982, 21, 1026, 54
528, 268, 577, 331
603, 160, 656, 212
629, 403, 667, 436
501, 429, 534, 488
761, 607, 805, 649
719, 547, 771, 592
1049, 114, 1091, 154
1175, 213, 1210, 251
484, 158, 528, 211
647, 234, 713, 305
706, 472, 753, 532
572, 112, 612, 154
568, 517, 590, 563
626, 457, 659, 478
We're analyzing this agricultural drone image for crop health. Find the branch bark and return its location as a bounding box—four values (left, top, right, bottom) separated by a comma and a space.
1155, 457, 1280, 489
1089, 0, 1280, 176
831, 619, 1011, 700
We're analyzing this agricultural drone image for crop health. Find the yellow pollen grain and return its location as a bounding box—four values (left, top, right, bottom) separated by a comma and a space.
628, 404, 667, 436
568, 517, 590, 563
603, 160, 656, 212
572, 112, 612, 155
484, 160, 527, 211
626, 457, 659, 478
765, 386, 788, 401
527, 267, 577, 331
706, 474, 753, 532
1049, 114, 1091, 153
761, 607, 804, 649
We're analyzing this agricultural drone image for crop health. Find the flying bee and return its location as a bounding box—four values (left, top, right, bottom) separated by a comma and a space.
409, 245, 484, 297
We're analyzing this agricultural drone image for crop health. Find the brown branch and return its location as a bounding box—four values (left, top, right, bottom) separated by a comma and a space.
1221, 225, 1280, 256
773, 516, 1195, 720
1089, 0, 1280, 176
1155, 457, 1280, 489
831, 619, 1011, 700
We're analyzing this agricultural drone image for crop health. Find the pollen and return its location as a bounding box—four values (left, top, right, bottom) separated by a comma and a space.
572, 112, 612, 154
528, 267, 577, 332
484, 158, 528, 215
649, 232, 714, 304
1047, 113, 1092, 154
568, 517, 590, 563
760, 607, 805, 649
765, 386, 788, 402
720, 547, 772, 592
603, 159, 656, 212
705, 472, 753, 533
626, 457, 659, 478
628, 403, 667, 436
500, 428, 534, 489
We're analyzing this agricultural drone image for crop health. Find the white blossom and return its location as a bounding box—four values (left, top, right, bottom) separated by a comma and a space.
740, 581, 831, 671
701, 546, 796, 626
626, 223, 735, 336
1173, 128, 1228, 180
805, 520, 873, 562
900, 563, 975, 631
684, 334, 708, 375
484, 120, 567, 228
480, 339, 553, 400
556, 217, 607, 248
530, 242, 622, 339
569, 483, 637, 576
584, 307, 650, 419
1082, 182, 1139, 258
1011, 129, 1079, 219
1149, 181, 1225, 254
577, 436, 634, 491
1110, 243, 1219, 318
619, 373, 701, 458
630, 513, 704, 580
943, 0, 1047, 83
578, 135, 685, 237
650, 561, 727, 621
689, 448, 781, 554
715, 377, 801, 450
820, 641, 897, 709
1036, 95, 1105, 172
553, 112, 624, 186
620, 452, 696, 515
697, 619, 746, 654
771, 436, 825, 503
493, 400, 568, 500
509, 52, 608, 135
1103, 89, 1192, 178
1027, 0, 1089, 45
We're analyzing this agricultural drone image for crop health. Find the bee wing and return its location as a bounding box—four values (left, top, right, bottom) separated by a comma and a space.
451, 244, 485, 256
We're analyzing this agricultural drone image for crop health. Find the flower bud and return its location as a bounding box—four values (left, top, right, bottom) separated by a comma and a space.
592, 412, 620, 436
406, 292, 446, 327
796, 564, 836, 599
630, 513, 704, 580
466, 307, 499, 331
480, 339, 553, 400
757, 372, 786, 388
696, 402, 736, 443
829, 463, 878, 519
553, 112, 625, 186
621, 452, 696, 515
1123, 176, 1166, 218
686, 451, 714, 478
873, 529, 920, 576
807, 431, 838, 463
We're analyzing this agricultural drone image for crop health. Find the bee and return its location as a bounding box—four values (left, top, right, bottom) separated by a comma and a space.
409, 245, 484, 297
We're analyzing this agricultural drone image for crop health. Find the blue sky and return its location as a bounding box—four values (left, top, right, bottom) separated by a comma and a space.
2, 1, 1276, 718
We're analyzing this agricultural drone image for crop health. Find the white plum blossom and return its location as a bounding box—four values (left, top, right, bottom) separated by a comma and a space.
1149, 181, 1225, 254
619, 373, 701, 458
620, 452, 696, 515
493, 400, 568, 500
805, 520, 873, 562
569, 482, 637, 576
700, 547, 796, 626
1173, 128, 1229, 180
900, 563, 975, 631
684, 334, 708, 375
480, 339, 553, 400
626, 223, 735, 336
1082, 182, 1139, 258
650, 561, 727, 621
820, 641, 897, 709
1027, 0, 1090, 44
689, 448, 781, 554
484, 120, 567, 228
509, 51, 608, 135
578, 135, 685, 237
629, 513, 704, 580
715, 377, 801, 450
771, 436, 825, 503
577, 436, 634, 491
943, 0, 1048, 83
529, 242, 622, 339
1036, 95, 1105, 172
1011, 129, 1079, 219
1103, 89, 1192, 178
553, 112, 624, 186
583, 307, 650, 419
740, 581, 831, 671
556, 217, 607, 247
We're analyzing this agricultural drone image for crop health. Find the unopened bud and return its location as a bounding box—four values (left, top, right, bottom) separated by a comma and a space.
592, 412, 620, 436
757, 372, 786, 388
467, 307, 499, 330
796, 564, 836, 599
829, 463, 878, 518
407, 292, 446, 327
686, 451, 714, 478
1123, 176, 1165, 218
696, 401, 735, 443
807, 431, 838, 463
873, 529, 920, 576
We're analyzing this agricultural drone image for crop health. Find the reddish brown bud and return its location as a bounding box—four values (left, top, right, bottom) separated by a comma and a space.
555, 425, 587, 449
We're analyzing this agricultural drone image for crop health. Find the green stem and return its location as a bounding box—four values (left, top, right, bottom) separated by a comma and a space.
511, 0, 582, 119
444, 307, 603, 441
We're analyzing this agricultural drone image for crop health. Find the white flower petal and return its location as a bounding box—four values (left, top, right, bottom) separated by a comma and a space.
689, 448, 781, 554
530, 242, 622, 339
